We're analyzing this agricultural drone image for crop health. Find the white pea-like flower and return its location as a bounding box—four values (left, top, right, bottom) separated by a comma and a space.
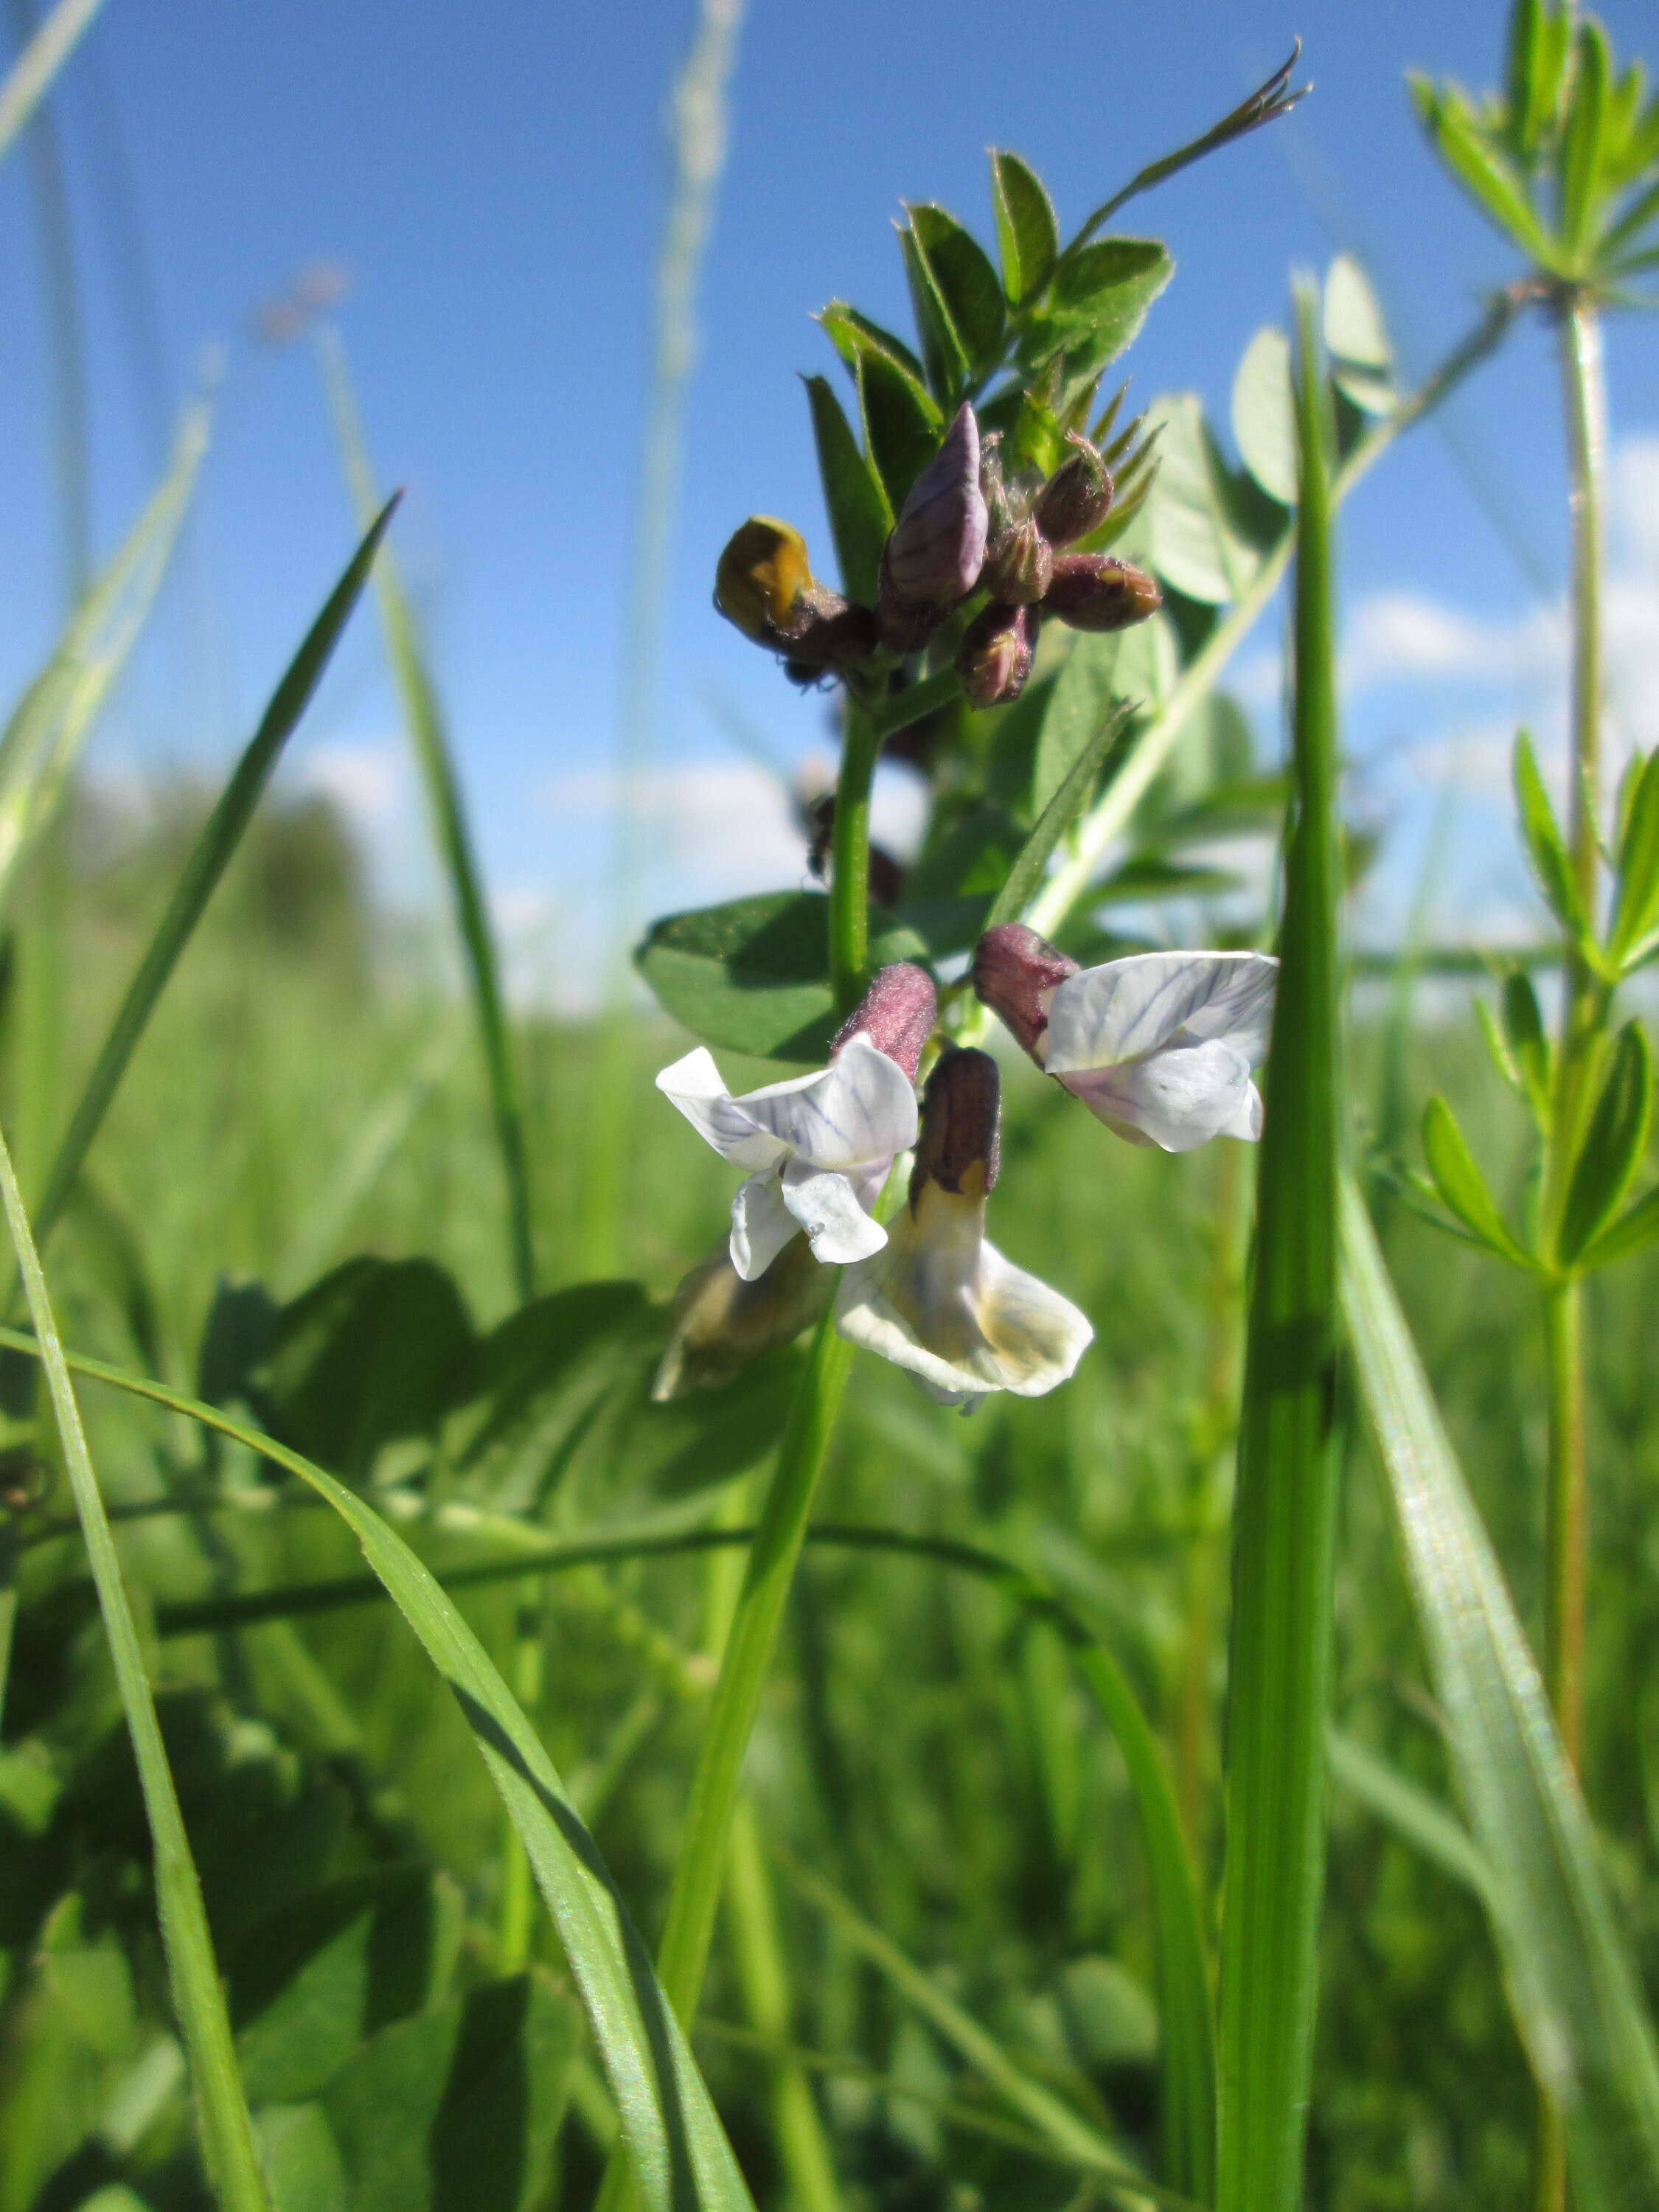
974, 927, 1279, 1154
655, 963, 936, 1282
834, 1047, 1093, 1411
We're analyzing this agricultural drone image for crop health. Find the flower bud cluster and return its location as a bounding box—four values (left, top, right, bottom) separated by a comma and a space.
712, 406, 1161, 710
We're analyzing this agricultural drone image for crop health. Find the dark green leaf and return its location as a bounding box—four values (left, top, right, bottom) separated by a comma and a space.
1422, 1096, 1536, 1266
260, 2102, 349, 2212
984, 703, 1133, 932
1023, 237, 1172, 380
908, 201, 1005, 375
989, 150, 1058, 303
233, 1869, 456, 2104
1092, 854, 1242, 904
1503, 967, 1554, 1121
1231, 326, 1297, 505
856, 349, 945, 515
636, 891, 927, 1062
321, 1972, 579, 2212
1580, 1182, 1659, 1269
898, 223, 969, 404
257, 1258, 473, 1483
803, 374, 890, 599
1559, 1022, 1653, 1267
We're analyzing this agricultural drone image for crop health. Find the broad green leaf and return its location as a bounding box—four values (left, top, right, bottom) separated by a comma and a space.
1216, 290, 1342, 2212
1340, 1180, 1659, 2212
0, 1329, 761, 2212
232, 1869, 456, 2104
1422, 1096, 1536, 1267
1562, 20, 1611, 255
1146, 394, 1265, 605
1410, 79, 1555, 263
0, 1129, 272, 2211
1514, 728, 1593, 946
984, 703, 1133, 933
1033, 630, 1124, 815
1231, 326, 1297, 505
320, 1972, 578, 2212
803, 372, 890, 597
259, 2104, 348, 2212
1322, 255, 1394, 415
1558, 1021, 1653, 1267
0, 400, 209, 915
636, 891, 927, 1062
988, 149, 1058, 303
908, 201, 1005, 375
257, 1258, 473, 1482
0, 0, 111, 164
855, 349, 944, 515
1610, 747, 1659, 967
29, 497, 397, 1253
898, 220, 970, 403
1024, 237, 1172, 380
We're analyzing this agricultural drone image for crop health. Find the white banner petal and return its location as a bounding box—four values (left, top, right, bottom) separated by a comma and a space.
1046, 950, 1279, 1074
734, 1036, 919, 1170
1057, 1037, 1256, 1151
656, 1048, 790, 1172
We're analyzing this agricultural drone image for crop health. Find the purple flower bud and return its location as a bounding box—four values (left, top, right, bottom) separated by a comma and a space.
972, 924, 1080, 1062
1043, 553, 1162, 633
1033, 434, 1115, 547
983, 516, 1054, 606
911, 1047, 1001, 1204
881, 403, 988, 613
834, 961, 937, 1082
956, 600, 1037, 709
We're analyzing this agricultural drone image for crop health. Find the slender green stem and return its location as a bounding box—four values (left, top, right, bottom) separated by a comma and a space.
0, 1122, 271, 2211
829, 706, 881, 1016
594, 1310, 857, 2212
496, 1598, 546, 1971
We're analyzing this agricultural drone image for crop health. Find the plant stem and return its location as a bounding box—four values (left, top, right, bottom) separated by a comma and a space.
594, 1310, 857, 2212
496, 1597, 546, 1972
829, 705, 881, 1016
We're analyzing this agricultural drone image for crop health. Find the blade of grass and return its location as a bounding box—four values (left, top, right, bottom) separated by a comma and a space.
142, 1513, 1214, 2202
1326, 1725, 1498, 1911
0, 1335, 757, 2212
27, 495, 397, 1255
0, 398, 211, 914
1215, 282, 1343, 2212
316, 329, 535, 1301
0, 1120, 271, 2211
0, 0, 108, 165
1340, 1178, 1659, 2212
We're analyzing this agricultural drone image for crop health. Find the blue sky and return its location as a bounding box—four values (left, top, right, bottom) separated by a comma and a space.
1, 0, 1655, 990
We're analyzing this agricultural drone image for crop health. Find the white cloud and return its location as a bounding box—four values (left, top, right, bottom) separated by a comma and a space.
295, 740, 408, 833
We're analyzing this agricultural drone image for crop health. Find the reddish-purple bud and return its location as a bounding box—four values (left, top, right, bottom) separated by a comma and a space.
971, 924, 1079, 1062
983, 515, 1054, 605
956, 600, 1037, 709
911, 1047, 1001, 1205
1043, 554, 1161, 633
833, 961, 937, 1082
1033, 434, 1115, 547
881, 403, 988, 615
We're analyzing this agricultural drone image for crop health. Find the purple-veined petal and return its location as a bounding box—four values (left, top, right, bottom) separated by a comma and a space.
656, 1048, 790, 1173
1045, 950, 1279, 1076
1057, 1037, 1256, 1152
734, 1034, 919, 1170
